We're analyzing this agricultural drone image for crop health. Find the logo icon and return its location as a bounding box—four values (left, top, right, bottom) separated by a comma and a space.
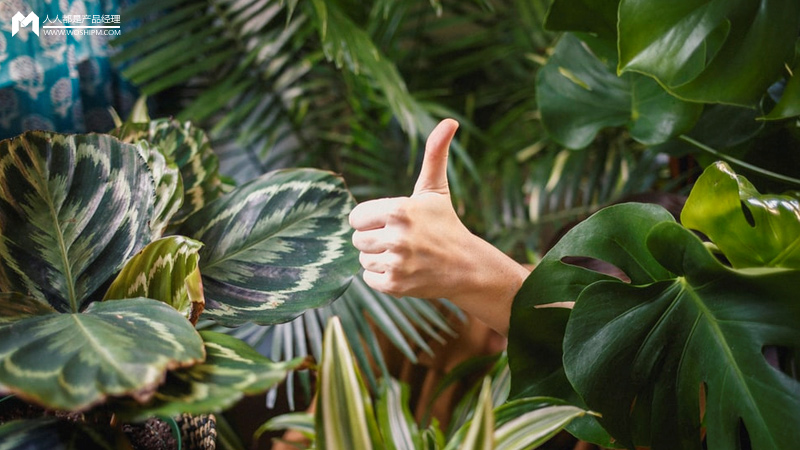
12, 12, 39, 37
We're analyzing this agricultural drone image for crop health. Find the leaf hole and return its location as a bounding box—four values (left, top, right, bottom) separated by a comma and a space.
560, 256, 631, 283
762, 345, 798, 379
740, 201, 756, 227
737, 418, 753, 450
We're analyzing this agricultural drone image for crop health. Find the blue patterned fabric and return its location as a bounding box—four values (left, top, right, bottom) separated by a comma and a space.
0, 0, 137, 140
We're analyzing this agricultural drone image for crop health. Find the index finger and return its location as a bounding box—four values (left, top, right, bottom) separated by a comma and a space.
349, 197, 405, 231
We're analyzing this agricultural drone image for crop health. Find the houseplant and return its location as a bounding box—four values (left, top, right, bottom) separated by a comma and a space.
0, 111, 359, 447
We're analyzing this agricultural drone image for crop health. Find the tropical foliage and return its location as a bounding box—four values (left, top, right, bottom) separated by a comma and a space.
0, 107, 358, 446
260, 317, 592, 450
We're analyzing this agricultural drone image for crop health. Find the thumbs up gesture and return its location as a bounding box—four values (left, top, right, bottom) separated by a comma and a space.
349, 119, 530, 335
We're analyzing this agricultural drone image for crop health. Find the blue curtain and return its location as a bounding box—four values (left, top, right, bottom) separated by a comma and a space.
0, 0, 137, 140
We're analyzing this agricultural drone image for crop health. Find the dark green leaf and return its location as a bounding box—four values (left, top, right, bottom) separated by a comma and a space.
537, 33, 701, 149
0, 293, 57, 323
544, 0, 619, 39
681, 161, 800, 269
0, 418, 125, 450
0, 298, 204, 411
764, 64, 800, 120
179, 169, 358, 326
618, 0, 800, 106
564, 221, 800, 449
0, 132, 154, 313
103, 236, 205, 324
121, 331, 302, 421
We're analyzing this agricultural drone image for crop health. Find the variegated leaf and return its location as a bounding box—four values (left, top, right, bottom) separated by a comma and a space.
376, 378, 422, 450
0, 298, 204, 411
0, 418, 122, 450
112, 119, 224, 226
0, 131, 154, 312
0, 293, 57, 323
316, 317, 382, 450
103, 236, 205, 324
136, 141, 183, 238
454, 378, 495, 450
179, 169, 359, 326
121, 330, 304, 421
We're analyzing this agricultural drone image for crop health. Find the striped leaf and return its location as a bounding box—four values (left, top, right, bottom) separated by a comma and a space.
103, 236, 205, 324
136, 141, 184, 238
0, 418, 122, 450
0, 293, 57, 323
454, 378, 495, 450
0, 131, 154, 313
179, 169, 359, 326
0, 298, 205, 411
376, 378, 422, 450
121, 331, 303, 421
112, 119, 224, 226
316, 316, 382, 450
254, 412, 316, 442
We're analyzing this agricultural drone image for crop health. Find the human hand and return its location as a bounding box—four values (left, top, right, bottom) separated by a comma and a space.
349, 119, 530, 335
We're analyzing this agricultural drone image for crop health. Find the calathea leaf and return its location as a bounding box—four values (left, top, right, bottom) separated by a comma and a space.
0, 293, 57, 323
617, 0, 800, 106
0, 131, 154, 312
537, 33, 702, 150
112, 118, 224, 226
136, 140, 183, 238
0, 418, 125, 450
103, 236, 205, 324
681, 161, 800, 269
179, 169, 359, 326
0, 298, 204, 411
120, 331, 304, 421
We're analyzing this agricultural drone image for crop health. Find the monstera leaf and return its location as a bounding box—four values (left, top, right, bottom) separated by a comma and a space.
104, 236, 205, 323
179, 169, 359, 326
0, 297, 205, 411
682, 161, 800, 269
544, 0, 619, 39
617, 0, 800, 106
564, 221, 800, 450
537, 33, 702, 150
764, 63, 800, 120
112, 118, 224, 226
0, 132, 154, 312
121, 331, 304, 421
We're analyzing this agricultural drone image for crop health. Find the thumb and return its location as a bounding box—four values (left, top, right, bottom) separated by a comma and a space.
413, 118, 459, 196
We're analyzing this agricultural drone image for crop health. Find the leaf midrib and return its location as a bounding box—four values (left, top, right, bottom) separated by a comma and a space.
71, 313, 139, 388
680, 279, 777, 448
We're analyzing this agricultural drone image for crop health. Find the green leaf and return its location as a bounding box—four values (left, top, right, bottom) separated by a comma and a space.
254, 412, 315, 443
111, 119, 224, 226
618, 0, 800, 106
508, 203, 676, 445
0, 418, 124, 450
179, 169, 358, 326
136, 141, 184, 238
316, 317, 382, 450
454, 377, 494, 450
0, 298, 204, 411
0, 293, 57, 323
121, 331, 303, 421
537, 33, 702, 149
493, 402, 588, 450
103, 236, 205, 324
544, 0, 619, 39
0, 132, 154, 313
563, 220, 800, 449
681, 161, 800, 269
376, 378, 422, 450
764, 64, 800, 120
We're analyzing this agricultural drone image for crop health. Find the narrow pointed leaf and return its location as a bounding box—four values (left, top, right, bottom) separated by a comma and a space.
0, 132, 154, 312
681, 161, 800, 269
446, 378, 494, 450
316, 317, 381, 450
254, 412, 315, 442
179, 169, 358, 326
376, 378, 421, 450
618, 0, 800, 106
494, 403, 588, 450
0, 418, 124, 450
537, 34, 701, 150
0, 298, 204, 411
104, 236, 205, 324
121, 331, 303, 421
112, 119, 224, 226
